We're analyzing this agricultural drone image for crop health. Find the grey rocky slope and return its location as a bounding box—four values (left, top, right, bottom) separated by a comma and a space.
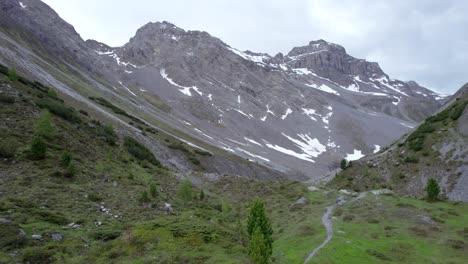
0, 0, 447, 179
330, 84, 468, 201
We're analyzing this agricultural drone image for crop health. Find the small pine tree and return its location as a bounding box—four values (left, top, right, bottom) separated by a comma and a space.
34, 110, 54, 139
61, 152, 72, 166
8, 68, 17, 82
177, 179, 193, 202
237, 219, 247, 246
426, 178, 440, 201
139, 190, 150, 203
30, 136, 46, 160
199, 189, 205, 200
247, 200, 273, 261
249, 225, 268, 264
348, 161, 353, 168
340, 159, 347, 170
222, 200, 232, 220
47, 88, 58, 99
65, 162, 76, 177
149, 182, 158, 198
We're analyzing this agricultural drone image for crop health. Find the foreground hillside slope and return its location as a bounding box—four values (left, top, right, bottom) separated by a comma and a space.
0, 0, 446, 179
1, 71, 467, 264
330, 84, 468, 201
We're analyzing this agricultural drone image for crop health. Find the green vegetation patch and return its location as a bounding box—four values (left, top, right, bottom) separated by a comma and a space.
124, 136, 162, 167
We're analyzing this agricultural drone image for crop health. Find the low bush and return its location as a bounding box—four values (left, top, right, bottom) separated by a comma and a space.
91, 228, 121, 241
97, 124, 117, 145
124, 137, 161, 167
0, 141, 17, 158
61, 152, 72, 166
0, 63, 8, 75
90, 97, 145, 125
168, 142, 190, 153
404, 155, 419, 163
88, 193, 103, 202
30, 136, 46, 160
65, 162, 76, 178
450, 100, 467, 121
194, 149, 212, 156
22, 247, 54, 263
36, 98, 81, 123
0, 94, 15, 104
139, 190, 151, 203
30, 209, 68, 225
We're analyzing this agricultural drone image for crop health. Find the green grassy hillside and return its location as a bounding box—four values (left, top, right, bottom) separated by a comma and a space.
1, 68, 467, 263
329, 90, 468, 199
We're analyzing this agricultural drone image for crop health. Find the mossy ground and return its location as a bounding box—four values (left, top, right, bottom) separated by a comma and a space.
0, 76, 331, 263
1, 70, 467, 264
313, 193, 468, 264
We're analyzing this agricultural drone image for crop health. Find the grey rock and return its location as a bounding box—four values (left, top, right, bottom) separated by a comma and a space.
51, 232, 63, 241
32, 234, 42, 240
0, 218, 12, 224
159, 203, 175, 214
295, 197, 309, 205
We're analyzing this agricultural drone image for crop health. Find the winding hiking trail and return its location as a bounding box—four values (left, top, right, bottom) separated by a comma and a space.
303, 192, 367, 263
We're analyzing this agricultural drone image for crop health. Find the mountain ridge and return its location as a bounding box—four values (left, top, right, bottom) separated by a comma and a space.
0, 0, 446, 179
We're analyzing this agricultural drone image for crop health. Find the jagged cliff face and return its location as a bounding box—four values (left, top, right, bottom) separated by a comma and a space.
0, 0, 446, 179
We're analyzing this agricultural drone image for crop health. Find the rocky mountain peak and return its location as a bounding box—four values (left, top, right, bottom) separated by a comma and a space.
284, 39, 385, 80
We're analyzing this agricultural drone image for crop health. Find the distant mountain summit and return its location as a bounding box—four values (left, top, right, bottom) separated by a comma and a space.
0, 0, 446, 179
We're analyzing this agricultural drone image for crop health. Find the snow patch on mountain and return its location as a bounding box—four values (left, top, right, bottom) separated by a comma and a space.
374, 145, 381, 153
322, 111, 333, 125
160, 68, 202, 96
19, 2, 27, 8
345, 149, 364, 161
118, 81, 136, 97
302, 108, 318, 121
244, 137, 262, 146
237, 148, 270, 162
282, 133, 327, 158
227, 47, 269, 66
306, 83, 340, 95
293, 68, 313, 75
372, 76, 408, 97
281, 108, 293, 120
400, 122, 415, 129
266, 104, 276, 116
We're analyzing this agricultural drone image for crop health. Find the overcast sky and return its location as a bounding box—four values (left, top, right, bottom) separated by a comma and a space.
41, 0, 467, 94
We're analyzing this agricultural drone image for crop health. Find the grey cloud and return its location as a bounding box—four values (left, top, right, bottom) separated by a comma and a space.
41, 0, 468, 93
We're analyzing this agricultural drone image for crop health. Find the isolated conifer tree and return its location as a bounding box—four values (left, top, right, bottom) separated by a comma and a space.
177, 179, 193, 202
247, 199, 273, 261
34, 110, 54, 139
340, 159, 347, 170
30, 136, 46, 160
426, 178, 440, 201
249, 225, 268, 264
139, 190, 150, 203
8, 68, 17, 81
199, 189, 205, 200
149, 182, 158, 198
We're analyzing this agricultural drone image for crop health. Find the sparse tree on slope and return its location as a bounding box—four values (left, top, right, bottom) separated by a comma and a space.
247, 199, 273, 262
177, 179, 193, 202
34, 110, 54, 139
249, 225, 269, 264
340, 159, 347, 170
426, 178, 440, 201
